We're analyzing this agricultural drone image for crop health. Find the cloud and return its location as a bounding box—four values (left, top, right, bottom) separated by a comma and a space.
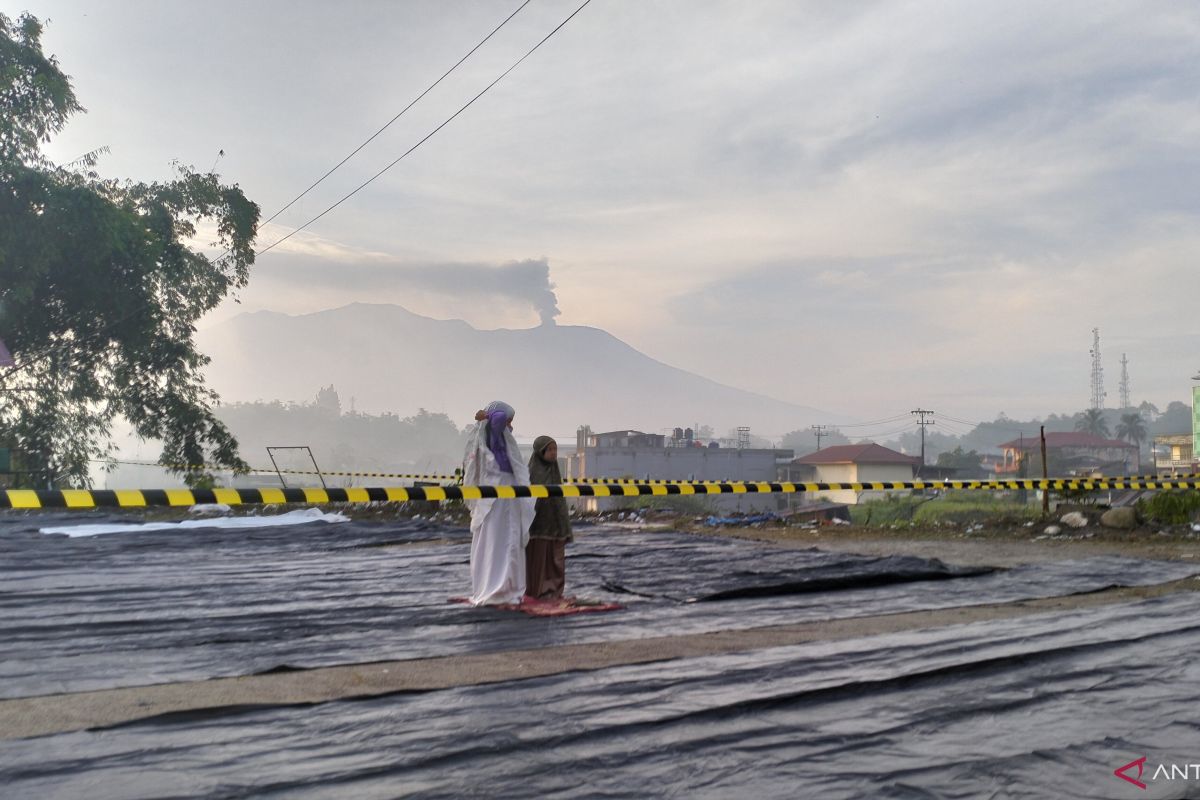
49, 0, 1200, 420
245, 249, 561, 327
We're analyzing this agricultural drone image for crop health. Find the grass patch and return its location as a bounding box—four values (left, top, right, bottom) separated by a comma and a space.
1137, 491, 1200, 524
851, 491, 1041, 527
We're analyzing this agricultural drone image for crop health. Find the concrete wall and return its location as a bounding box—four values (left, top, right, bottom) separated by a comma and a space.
854, 462, 916, 503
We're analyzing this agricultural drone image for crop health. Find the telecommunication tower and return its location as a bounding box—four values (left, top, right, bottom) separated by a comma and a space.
1118, 353, 1130, 409
1089, 328, 1105, 410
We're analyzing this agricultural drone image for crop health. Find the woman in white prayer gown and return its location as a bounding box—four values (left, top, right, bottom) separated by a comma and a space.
462, 401, 536, 606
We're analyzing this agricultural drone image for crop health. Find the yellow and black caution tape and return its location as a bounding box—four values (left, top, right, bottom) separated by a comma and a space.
566, 477, 736, 485
1116, 470, 1200, 481
4, 478, 1199, 510
95, 459, 461, 481
100, 459, 744, 485
102, 457, 1200, 486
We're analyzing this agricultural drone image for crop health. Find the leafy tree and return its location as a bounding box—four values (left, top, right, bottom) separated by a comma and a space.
779, 426, 850, 456
314, 384, 341, 416
1151, 401, 1191, 436
1115, 412, 1147, 448
0, 14, 259, 487
1074, 408, 1111, 438
935, 446, 985, 477
212, 400, 468, 475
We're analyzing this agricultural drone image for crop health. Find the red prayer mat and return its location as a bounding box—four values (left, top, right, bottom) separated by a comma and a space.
449, 595, 623, 616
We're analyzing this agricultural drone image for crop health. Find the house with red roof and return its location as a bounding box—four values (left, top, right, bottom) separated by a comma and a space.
995, 432, 1138, 477
782, 443, 920, 505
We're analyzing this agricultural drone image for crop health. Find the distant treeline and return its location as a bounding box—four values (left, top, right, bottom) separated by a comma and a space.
214, 386, 469, 475
214, 391, 1190, 480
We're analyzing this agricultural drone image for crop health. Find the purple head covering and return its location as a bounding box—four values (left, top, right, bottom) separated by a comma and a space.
483, 401, 515, 473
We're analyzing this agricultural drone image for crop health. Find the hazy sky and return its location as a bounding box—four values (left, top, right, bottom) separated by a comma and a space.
27, 0, 1200, 422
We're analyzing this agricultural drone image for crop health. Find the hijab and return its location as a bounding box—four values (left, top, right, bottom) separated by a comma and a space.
483, 400, 515, 473
528, 435, 562, 484
528, 435, 572, 542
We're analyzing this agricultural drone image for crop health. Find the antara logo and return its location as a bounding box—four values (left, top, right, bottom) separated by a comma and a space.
1114, 757, 1147, 789
1114, 756, 1200, 790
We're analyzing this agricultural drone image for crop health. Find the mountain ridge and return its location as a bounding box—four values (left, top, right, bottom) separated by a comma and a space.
197, 303, 837, 437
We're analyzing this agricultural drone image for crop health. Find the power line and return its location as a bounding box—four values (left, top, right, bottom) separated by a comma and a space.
935, 418, 977, 436
257, 0, 595, 258
824, 413, 911, 428
938, 412, 1034, 434
843, 423, 914, 441
258, 0, 533, 231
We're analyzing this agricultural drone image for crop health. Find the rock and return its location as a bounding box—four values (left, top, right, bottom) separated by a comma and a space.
1043, 525, 1062, 535
1059, 511, 1088, 528
189, 503, 232, 515
1100, 507, 1138, 530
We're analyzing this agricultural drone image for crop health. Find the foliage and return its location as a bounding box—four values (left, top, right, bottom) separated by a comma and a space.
849, 493, 928, 524
935, 446, 985, 476
210, 399, 469, 476
314, 385, 341, 415
1115, 413, 1147, 447
1074, 408, 1111, 438
851, 491, 1039, 526
1137, 491, 1200, 525
0, 13, 259, 487
780, 426, 849, 455
1151, 401, 1192, 436
912, 492, 1040, 524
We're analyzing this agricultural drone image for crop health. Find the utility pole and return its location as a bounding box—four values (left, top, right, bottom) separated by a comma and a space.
910, 409, 935, 474
1040, 425, 1049, 516
811, 424, 828, 450
1089, 328, 1105, 410
1119, 354, 1130, 409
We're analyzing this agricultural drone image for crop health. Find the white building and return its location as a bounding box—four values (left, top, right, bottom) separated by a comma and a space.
781, 443, 918, 505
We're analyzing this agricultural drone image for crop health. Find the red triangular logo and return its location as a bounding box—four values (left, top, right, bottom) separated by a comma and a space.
1114, 756, 1147, 790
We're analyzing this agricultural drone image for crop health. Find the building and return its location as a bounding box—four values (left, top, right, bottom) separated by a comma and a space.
994, 432, 1139, 477
587, 429, 666, 449
566, 427, 793, 512
1152, 434, 1195, 474
781, 443, 919, 505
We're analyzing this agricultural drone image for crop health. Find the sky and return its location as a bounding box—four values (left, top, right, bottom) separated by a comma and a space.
24, 0, 1200, 423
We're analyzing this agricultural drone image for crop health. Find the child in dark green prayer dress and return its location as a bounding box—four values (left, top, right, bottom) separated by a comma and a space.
525, 436, 573, 600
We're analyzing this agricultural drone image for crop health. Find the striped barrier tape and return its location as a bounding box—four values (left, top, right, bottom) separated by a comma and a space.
3, 478, 1198, 510
100, 459, 746, 484
1115, 470, 1200, 481
99, 459, 1200, 485
96, 459, 462, 481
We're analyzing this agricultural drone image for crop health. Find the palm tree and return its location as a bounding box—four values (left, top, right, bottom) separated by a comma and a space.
1116, 412, 1147, 448
1075, 408, 1111, 438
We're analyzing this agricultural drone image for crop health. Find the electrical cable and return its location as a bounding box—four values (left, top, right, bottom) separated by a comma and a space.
257, 0, 595, 258
822, 413, 911, 428
258, 0, 533, 230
